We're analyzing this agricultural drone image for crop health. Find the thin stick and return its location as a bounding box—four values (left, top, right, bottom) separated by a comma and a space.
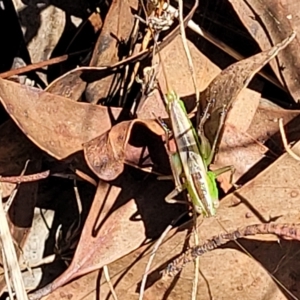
103, 265, 119, 300
177, 0, 199, 106
73, 179, 82, 235
139, 224, 173, 300
177, 2, 200, 298
139, 212, 186, 300
0, 170, 50, 183
0, 50, 88, 79
279, 118, 300, 161
192, 213, 199, 300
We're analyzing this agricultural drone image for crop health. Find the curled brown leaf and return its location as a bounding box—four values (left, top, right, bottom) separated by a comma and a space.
83, 119, 164, 180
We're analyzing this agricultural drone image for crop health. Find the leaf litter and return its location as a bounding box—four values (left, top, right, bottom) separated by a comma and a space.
0, 0, 300, 300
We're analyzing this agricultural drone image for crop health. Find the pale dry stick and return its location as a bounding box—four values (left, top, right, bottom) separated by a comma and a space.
139, 225, 174, 300
73, 179, 82, 232
191, 213, 199, 300
177, 0, 199, 107
0, 184, 28, 300
2, 247, 14, 299
0, 50, 89, 80
177, 1, 200, 298
73, 169, 97, 186
0, 170, 50, 184
103, 265, 119, 300
4, 169, 50, 212
279, 118, 300, 161
165, 4, 285, 91
139, 212, 186, 300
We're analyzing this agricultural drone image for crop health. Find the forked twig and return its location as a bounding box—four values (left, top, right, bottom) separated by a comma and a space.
279, 118, 300, 161
163, 223, 300, 277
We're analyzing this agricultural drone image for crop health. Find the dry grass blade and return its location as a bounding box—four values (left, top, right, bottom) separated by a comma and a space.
0, 183, 28, 299
139, 225, 173, 300
103, 265, 118, 300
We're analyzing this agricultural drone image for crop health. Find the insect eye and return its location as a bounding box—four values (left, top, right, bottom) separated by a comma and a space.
166, 91, 177, 102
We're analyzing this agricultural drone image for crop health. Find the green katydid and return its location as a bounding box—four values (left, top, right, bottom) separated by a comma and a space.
152, 36, 233, 218
157, 87, 233, 217
136, 0, 233, 217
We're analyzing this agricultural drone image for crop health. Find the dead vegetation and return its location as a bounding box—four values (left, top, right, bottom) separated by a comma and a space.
0, 0, 300, 299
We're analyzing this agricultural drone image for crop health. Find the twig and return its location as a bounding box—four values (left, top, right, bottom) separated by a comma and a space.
177, 0, 199, 107
279, 118, 300, 161
0, 170, 50, 183
139, 223, 173, 300
139, 212, 186, 300
163, 223, 300, 277
192, 213, 199, 300
0, 50, 88, 79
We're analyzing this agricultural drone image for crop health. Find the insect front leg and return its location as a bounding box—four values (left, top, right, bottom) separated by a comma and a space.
164, 179, 188, 205
154, 115, 188, 205
211, 165, 238, 190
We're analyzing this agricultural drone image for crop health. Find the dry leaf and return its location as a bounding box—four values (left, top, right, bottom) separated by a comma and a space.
229, 0, 300, 102
43, 141, 300, 299
0, 78, 123, 159
248, 102, 300, 155
42, 0, 198, 101
85, 0, 138, 103
29, 173, 185, 299
83, 119, 165, 180
0, 120, 41, 198
203, 32, 295, 143
137, 35, 221, 119
0, 122, 44, 295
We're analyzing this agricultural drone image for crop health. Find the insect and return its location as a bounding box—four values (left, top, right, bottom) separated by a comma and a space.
157, 88, 233, 217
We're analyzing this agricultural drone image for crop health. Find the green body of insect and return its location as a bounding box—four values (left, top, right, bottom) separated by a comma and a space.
162, 90, 230, 217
